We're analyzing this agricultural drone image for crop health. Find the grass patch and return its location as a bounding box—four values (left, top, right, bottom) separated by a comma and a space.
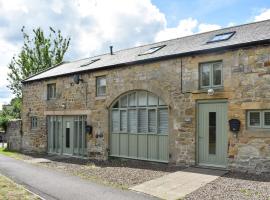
0, 174, 40, 200
0, 148, 24, 160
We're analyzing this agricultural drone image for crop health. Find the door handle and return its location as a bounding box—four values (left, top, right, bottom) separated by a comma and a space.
199, 136, 204, 139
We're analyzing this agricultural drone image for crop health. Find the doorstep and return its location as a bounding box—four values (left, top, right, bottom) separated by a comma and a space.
130, 167, 227, 200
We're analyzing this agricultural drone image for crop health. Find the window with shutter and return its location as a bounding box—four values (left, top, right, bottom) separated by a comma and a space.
112, 110, 119, 132
159, 109, 168, 134
138, 109, 147, 133
128, 109, 137, 133
148, 109, 156, 133
111, 91, 168, 135
120, 110, 127, 132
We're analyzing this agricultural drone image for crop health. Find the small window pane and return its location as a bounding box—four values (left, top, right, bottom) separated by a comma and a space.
209, 112, 216, 155
138, 109, 147, 133
201, 65, 210, 87
120, 110, 127, 132
47, 83, 56, 100
112, 110, 119, 132
159, 98, 166, 106
138, 91, 147, 106
264, 112, 270, 126
148, 109, 156, 133
96, 76, 106, 96
113, 101, 119, 108
213, 63, 222, 86
148, 93, 158, 106
31, 117, 38, 129
128, 93, 136, 106
158, 109, 168, 134
128, 109, 137, 133
249, 112, 260, 127
120, 96, 127, 107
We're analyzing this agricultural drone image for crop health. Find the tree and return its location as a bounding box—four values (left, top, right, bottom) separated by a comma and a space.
7, 27, 71, 98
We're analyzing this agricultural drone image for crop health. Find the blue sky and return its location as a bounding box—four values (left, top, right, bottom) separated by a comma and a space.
0, 0, 270, 108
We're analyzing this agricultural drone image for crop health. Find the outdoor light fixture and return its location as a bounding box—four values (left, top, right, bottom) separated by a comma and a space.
61, 103, 66, 109
207, 88, 215, 96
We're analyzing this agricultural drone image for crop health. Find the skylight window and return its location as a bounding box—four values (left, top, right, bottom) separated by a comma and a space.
139, 45, 166, 56
80, 58, 100, 67
207, 31, 235, 43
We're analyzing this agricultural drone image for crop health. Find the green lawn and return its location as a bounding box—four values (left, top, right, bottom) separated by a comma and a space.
0, 174, 40, 200
0, 148, 24, 160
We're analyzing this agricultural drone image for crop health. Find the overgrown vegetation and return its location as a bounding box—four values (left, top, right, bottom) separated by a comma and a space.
0, 27, 71, 130
7, 26, 71, 98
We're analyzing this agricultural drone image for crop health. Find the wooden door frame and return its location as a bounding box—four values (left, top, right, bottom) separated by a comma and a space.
195, 99, 228, 168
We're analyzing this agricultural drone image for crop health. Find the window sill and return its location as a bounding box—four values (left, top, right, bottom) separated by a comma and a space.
95, 96, 107, 100
192, 87, 224, 94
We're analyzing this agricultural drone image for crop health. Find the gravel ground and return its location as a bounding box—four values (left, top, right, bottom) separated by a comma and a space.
185, 172, 270, 200
34, 156, 183, 189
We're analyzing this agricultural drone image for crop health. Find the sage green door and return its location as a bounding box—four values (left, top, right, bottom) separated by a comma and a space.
198, 101, 227, 168
63, 116, 74, 155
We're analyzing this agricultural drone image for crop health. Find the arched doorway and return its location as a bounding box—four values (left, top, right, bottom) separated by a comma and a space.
109, 90, 169, 162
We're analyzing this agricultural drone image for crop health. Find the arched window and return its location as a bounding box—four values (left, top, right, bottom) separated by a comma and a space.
111, 91, 168, 135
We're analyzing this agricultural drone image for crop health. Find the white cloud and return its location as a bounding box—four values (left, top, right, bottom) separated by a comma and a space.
155, 18, 222, 42
198, 23, 221, 33
155, 18, 198, 42
0, 0, 166, 104
254, 8, 270, 22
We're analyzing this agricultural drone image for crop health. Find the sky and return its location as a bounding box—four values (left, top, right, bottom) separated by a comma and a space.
0, 0, 270, 109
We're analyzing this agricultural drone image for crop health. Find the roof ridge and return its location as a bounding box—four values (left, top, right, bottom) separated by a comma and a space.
68, 19, 270, 63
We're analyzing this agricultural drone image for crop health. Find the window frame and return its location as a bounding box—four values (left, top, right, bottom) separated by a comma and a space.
110, 91, 168, 135
199, 61, 223, 89
31, 116, 38, 130
247, 110, 270, 129
47, 83, 56, 100
207, 31, 235, 43
96, 76, 107, 97
138, 45, 166, 56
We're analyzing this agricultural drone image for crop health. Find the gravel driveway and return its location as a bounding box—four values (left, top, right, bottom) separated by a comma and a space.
185, 172, 270, 200
34, 155, 183, 189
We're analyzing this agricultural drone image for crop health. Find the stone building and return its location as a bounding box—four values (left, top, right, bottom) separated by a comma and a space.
22, 20, 270, 173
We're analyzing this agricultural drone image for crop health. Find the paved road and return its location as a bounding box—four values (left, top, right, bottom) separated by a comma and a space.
0, 155, 157, 200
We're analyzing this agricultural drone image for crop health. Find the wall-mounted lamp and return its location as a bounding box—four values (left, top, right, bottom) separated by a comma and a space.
61, 103, 66, 109
207, 88, 215, 96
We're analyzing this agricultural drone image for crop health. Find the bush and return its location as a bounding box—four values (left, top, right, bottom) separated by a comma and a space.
0, 116, 11, 132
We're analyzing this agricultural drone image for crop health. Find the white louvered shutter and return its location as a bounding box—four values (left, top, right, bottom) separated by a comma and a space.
158, 109, 168, 134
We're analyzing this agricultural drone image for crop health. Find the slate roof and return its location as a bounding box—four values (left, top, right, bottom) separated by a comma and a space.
23, 20, 270, 82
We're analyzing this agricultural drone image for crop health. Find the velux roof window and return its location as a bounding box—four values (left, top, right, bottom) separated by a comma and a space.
207, 31, 235, 43
139, 45, 166, 56
80, 58, 100, 67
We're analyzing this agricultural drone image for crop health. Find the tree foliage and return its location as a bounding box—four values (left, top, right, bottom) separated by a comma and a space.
7, 27, 71, 97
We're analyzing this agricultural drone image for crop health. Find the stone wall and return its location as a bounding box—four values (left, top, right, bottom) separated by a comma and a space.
6, 119, 22, 151
22, 44, 270, 173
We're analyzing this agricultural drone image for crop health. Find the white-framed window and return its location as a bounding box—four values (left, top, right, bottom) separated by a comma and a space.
96, 76, 106, 96
247, 110, 270, 129
31, 116, 38, 129
47, 83, 56, 100
111, 91, 168, 135
199, 62, 223, 89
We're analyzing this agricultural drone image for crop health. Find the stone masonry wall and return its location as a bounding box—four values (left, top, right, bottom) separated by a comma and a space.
22, 44, 270, 172
6, 119, 22, 151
